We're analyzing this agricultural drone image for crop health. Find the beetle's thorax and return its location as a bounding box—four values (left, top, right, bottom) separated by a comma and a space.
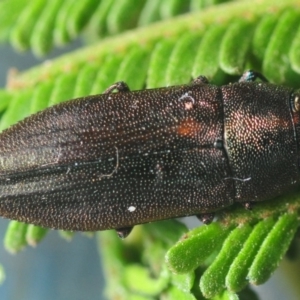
221, 82, 298, 203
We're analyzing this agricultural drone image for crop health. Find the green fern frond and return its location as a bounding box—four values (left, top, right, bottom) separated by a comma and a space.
1, 0, 300, 299
98, 204, 299, 299
0, 0, 231, 56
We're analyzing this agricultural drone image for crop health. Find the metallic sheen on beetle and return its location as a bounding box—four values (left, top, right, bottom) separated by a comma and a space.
0, 70, 299, 238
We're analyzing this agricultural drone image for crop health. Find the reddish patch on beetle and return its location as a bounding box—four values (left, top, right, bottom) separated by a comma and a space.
177, 119, 201, 138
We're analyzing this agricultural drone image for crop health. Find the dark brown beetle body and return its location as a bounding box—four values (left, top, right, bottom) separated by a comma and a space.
0, 71, 299, 237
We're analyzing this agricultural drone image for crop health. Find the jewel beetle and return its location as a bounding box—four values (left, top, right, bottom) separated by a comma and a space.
0, 70, 299, 238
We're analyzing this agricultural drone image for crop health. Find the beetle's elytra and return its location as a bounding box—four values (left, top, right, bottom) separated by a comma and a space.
0, 70, 299, 238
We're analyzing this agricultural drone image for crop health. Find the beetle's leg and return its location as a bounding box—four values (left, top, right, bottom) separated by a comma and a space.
116, 226, 133, 239
196, 213, 215, 224
104, 81, 130, 94
239, 70, 268, 82
193, 75, 210, 85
